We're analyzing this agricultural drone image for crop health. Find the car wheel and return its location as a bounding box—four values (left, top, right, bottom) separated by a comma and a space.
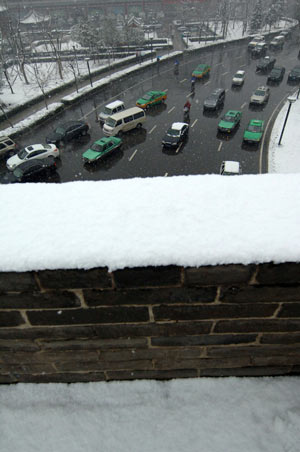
81, 129, 88, 136
136, 123, 142, 129
117, 131, 123, 137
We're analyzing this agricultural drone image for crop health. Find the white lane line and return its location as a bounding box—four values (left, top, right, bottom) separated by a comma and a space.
191, 118, 198, 128
186, 92, 193, 98
241, 102, 247, 109
236, 56, 243, 59
217, 142, 223, 152
148, 125, 157, 134
204, 81, 211, 86
164, 172, 168, 177
225, 88, 229, 92
176, 143, 183, 154
240, 64, 246, 67
129, 149, 138, 161
215, 63, 223, 67
163, 88, 169, 92
168, 106, 175, 114
221, 71, 229, 76
180, 78, 187, 83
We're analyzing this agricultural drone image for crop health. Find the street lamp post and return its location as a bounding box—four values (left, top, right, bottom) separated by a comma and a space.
85, 58, 93, 87
278, 96, 296, 145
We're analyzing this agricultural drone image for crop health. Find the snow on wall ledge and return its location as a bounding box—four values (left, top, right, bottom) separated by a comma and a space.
1, 173, 300, 272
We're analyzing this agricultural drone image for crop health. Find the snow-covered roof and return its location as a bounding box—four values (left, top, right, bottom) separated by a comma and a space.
20, 10, 50, 25
105, 100, 124, 109
172, 122, 186, 130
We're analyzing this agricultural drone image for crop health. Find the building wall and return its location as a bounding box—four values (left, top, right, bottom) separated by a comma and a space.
1, 262, 300, 383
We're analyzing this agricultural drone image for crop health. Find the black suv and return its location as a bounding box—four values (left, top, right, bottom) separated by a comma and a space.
288, 66, 300, 83
267, 66, 285, 83
256, 56, 276, 72
203, 88, 225, 110
46, 120, 89, 146
0, 157, 57, 184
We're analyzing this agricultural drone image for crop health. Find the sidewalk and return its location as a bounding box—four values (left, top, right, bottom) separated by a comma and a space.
268, 91, 300, 173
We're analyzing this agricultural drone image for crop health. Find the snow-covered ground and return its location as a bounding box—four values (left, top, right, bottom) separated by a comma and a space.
1, 377, 300, 452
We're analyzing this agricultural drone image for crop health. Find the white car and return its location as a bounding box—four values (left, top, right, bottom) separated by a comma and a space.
248, 35, 265, 50
220, 161, 241, 175
232, 70, 245, 86
250, 86, 270, 105
6, 143, 59, 171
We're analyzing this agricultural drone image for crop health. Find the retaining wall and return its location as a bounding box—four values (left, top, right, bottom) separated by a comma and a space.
1, 262, 300, 383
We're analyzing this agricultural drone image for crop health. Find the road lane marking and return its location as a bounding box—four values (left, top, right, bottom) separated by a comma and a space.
163, 88, 169, 92
129, 149, 138, 161
191, 118, 198, 128
241, 102, 247, 109
215, 63, 223, 66
149, 125, 157, 134
236, 56, 243, 59
240, 64, 246, 67
217, 142, 223, 152
168, 106, 175, 113
186, 92, 193, 98
221, 71, 229, 76
180, 78, 187, 83
204, 81, 211, 86
176, 142, 183, 154
164, 172, 168, 177
225, 88, 229, 92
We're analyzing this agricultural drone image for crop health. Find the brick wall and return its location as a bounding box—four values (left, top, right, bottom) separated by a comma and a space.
1, 263, 300, 383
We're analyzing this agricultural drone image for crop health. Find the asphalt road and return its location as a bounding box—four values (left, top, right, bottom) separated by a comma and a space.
2, 36, 300, 183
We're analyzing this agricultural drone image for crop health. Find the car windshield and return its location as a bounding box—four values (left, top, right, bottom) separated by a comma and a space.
235, 73, 243, 78
105, 118, 117, 127
142, 94, 152, 100
13, 167, 24, 178
103, 107, 112, 115
207, 95, 217, 101
55, 127, 66, 135
18, 148, 28, 159
254, 90, 265, 96
167, 128, 180, 137
248, 124, 262, 132
223, 114, 235, 122
91, 143, 104, 152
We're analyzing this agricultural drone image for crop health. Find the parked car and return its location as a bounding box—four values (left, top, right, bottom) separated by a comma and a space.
98, 100, 125, 124
220, 160, 241, 175
136, 90, 167, 109
192, 63, 211, 79
218, 110, 242, 133
269, 35, 284, 51
267, 66, 285, 83
1, 157, 57, 184
6, 143, 59, 171
251, 42, 268, 57
232, 70, 246, 86
182, 31, 191, 37
46, 120, 89, 146
82, 137, 122, 163
288, 66, 300, 82
243, 119, 265, 144
248, 35, 265, 50
256, 56, 276, 72
0, 136, 17, 159
203, 88, 225, 110
162, 122, 189, 148
250, 86, 270, 105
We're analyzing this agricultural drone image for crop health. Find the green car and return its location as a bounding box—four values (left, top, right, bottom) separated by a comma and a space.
82, 136, 122, 163
136, 90, 167, 109
218, 110, 242, 133
243, 119, 265, 144
192, 64, 211, 79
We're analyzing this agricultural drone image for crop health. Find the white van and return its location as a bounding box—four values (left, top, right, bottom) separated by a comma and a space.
98, 100, 125, 123
103, 107, 146, 137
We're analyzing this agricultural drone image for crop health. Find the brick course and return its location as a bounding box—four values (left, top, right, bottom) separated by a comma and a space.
1, 262, 300, 383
